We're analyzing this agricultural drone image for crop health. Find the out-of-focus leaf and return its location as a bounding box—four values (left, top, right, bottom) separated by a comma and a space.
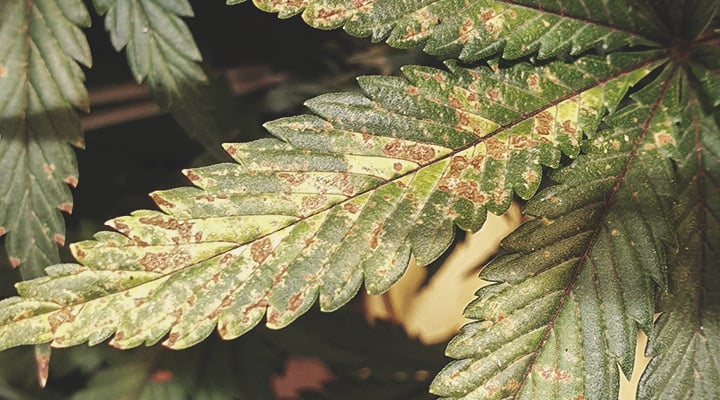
0, 0, 90, 278
92, 0, 234, 159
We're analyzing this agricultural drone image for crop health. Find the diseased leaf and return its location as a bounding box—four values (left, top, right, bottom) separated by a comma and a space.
637, 72, 720, 400
0, 52, 662, 351
230, 0, 658, 61
430, 68, 680, 399
92, 0, 232, 158
0, 0, 90, 278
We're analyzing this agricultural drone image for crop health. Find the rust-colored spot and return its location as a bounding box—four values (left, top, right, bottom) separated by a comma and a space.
393, 162, 403, 172
343, 203, 359, 214
405, 85, 420, 96
65, 175, 78, 188
449, 96, 463, 109
534, 111, 554, 136
139, 251, 191, 272
480, 8, 494, 21
611, 229, 620, 236
561, 120, 576, 136
0, 226, 5, 236
656, 132, 675, 146
369, 221, 384, 250
432, 72, 446, 83
225, 146, 237, 156
150, 193, 175, 209
60, 202, 73, 214
185, 170, 200, 182
53, 234, 65, 246
509, 134, 536, 150
139, 215, 194, 243
459, 18, 475, 44
527, 73, 541, 91
42, 163, 55, 176
9, 257, 20, 268
484, 137, 507, 160
278, 172, 306, 186
288, 292, 304, 312
536, 365, 572, 382
251, 238, 273, 263
187, 294, 196, 306
382, 140, 436, 164
164, 333, 180, 348
48, 308, 75, 331
0, 65, 6, 77
150, 369, 174, 383
486, 88, 500, 101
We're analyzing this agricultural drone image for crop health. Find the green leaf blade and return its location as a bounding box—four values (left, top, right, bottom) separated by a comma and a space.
0, 0, 89, 278
637, 73, 720, 400
0, 53, 661, 351
234, 0, 659, 61
431, 69, 680, 399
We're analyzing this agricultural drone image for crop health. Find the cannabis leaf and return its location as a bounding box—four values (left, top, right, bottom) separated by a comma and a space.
231, 0, 658, 60
637, 75, 720, 400
0, 0, 90, 278
92, 0, 231, 157
430, 69, 680, 399
0, 52, 661, 351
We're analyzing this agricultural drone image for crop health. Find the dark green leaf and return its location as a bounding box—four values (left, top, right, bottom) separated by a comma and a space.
0, 0, 90, 278
430, 68, 680, 399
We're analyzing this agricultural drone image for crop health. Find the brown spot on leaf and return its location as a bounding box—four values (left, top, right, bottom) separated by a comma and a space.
60, 203, 73, 213
527, 73, 541, 91
288, 293, 304, 312
484, 138, 507, 160
251, 238, 273, 263
150, 193, 175, 209
0, 65, 6, 77
561, 120, 576, 136
369, 221, 385, 250
480, 8, 494, 21
185, 170, 200, 182
164, 333, 180, 348
393, 162, 403, 172
611, 229, 620, 236
225, 146, 237, 156
656, 132, 675, 146
536, 365, 572, 382
509, 134, 536, 150
382, 140, 436, 164
535, 111, 554, 136
42, 163, 55, 177
449, 95, 463, 109
405, 85, 420, 96
0, 226, 5, 236
53, 234, 65, 246
278, 172, 306, 186
139, 250, 192, 272
65, 175, 78, 188
486, 88, 500, 101
343, 203, 359, 214
48, 308, 75, 331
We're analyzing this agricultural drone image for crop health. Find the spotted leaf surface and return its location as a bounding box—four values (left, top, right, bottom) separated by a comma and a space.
431, 69, 680, 399
92, 0, 229, 157
0, 52, 662, 351
0, 0, 90, 278
637, 75, 720, 400
230, 0, 657, 61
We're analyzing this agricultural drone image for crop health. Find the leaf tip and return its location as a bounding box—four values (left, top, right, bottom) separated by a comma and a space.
9, 257, 21, 269
64, 176, 79, 188
53, 234, 66, 246
60, 202, 74, 214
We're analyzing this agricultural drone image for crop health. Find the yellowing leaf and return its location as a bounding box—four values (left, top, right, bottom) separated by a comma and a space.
0, 52, 662, 352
